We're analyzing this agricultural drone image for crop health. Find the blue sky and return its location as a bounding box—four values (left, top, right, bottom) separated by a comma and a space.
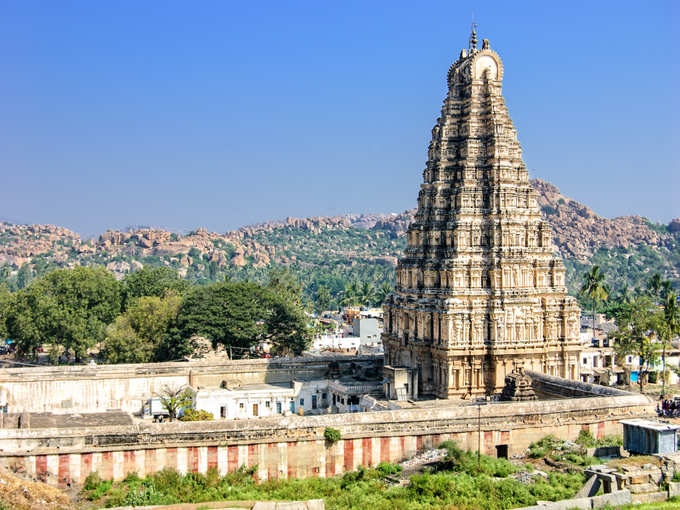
1, 1, 677, 237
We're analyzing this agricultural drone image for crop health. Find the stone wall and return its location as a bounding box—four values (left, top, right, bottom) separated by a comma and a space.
0, 356, 382, 414
0, 392, 654, 487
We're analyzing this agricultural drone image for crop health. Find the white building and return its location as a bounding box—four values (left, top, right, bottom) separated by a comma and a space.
311, 334, 360, 351
192, 380, 331, 419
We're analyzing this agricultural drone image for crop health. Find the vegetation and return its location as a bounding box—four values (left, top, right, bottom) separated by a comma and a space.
157, 386, 193, 421
0, 265, 310, 363
324, 427, 342, 445
179, 409, 214, 421
80, 446, 586, 510
579, 265, 609, 335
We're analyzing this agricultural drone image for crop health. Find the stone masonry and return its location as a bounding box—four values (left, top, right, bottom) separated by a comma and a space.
382, 32, 581, 399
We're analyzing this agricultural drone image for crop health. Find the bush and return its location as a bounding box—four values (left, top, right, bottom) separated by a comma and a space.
179, 409, 214, 421
324, 427, 341, 444
375, 462, 402, 477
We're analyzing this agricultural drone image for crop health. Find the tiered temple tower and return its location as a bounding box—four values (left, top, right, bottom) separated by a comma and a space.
382, 32, 581, 400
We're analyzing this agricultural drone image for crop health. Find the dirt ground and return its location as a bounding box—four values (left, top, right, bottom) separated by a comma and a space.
0, 467, 73, 510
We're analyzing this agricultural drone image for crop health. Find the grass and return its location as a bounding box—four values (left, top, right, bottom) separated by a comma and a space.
80, 445, 586, 510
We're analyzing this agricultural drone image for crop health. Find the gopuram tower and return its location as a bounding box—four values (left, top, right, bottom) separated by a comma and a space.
382, 31, 581, 400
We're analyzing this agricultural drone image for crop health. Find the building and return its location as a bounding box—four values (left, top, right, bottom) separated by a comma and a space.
382, 31, 581, 399
621, 419, 680, 455
353, 318, 381, 347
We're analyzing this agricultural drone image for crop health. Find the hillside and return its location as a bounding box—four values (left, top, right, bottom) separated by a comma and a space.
1, 179, 678, 300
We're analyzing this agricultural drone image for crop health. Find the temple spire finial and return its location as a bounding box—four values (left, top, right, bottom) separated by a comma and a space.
469, 21, 478, 51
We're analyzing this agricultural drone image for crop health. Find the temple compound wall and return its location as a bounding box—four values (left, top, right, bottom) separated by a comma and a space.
0, 356, 382, 414
0, 375, 653, 487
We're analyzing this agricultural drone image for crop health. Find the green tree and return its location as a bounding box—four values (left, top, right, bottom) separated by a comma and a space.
100, 294, 182, 364
158, 385, 193, 421
176, 281, 310, 357
0, 285, 11, 339
359, 282, 376, 308
6, 267, 122, 361
266, 267, 303, 307
314, 285, 331, 314
613, 295, 660, 394
339, 281, 360, 307
375, 281, 393, 306
121, 266, 188, 309
15, 264, 32, 290
647, 273, 664, 303
579, 266, 609, 339
657, 292, 680, 396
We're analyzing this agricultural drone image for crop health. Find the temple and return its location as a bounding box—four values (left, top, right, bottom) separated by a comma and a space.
382, 31, 582, 400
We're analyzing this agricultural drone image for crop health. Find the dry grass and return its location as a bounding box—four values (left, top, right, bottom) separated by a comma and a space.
0, 467, 72, 510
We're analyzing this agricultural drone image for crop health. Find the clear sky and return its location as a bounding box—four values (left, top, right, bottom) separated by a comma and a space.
1, 1, 678, 237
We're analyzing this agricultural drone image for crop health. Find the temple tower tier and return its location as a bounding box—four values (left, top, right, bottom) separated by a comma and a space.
382, 35, 581, 400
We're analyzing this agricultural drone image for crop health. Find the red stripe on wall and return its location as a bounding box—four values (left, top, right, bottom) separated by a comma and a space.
101, 452, 113, 480
399, 436, 406, 461
144, 449, 156, 475
124, 450, 135, 476
228, 446, 238, 473
248, 444, 257, 467
287, 442, 296, 479
267, 443, 276, 481
58, 454, 70, 487
362, 438, 372, 467
597, 421, 605, 439
380, 437, 390, 463
416, 435, 423, 452
500, 431, 510, 443
166, 448, 177, 472
343, 439, 354, 471
207, 446, 218, 471
36, 455, 47, 482
188, 447, 199, 473
80, 453, 93, 479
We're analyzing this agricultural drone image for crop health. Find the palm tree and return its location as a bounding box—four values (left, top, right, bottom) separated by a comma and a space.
339, 282, 360, 308
661, 280, 674, 301
647, 273, 663, 303
375, 282, 393, 306
579, 266, 609, 340
359, 282, 376, 308
658, 292, 680, 397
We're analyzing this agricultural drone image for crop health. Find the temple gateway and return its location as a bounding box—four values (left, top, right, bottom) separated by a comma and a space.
382, 32, 581, 400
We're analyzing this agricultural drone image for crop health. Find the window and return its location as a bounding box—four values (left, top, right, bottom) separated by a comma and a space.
583, 358, 587, 365
239, 403, 244, 409
265, 401, 270, 408
322, 393, 327, 399
220, 406, 226, 418
299, 398, 304, 406
276, 402, 282, 414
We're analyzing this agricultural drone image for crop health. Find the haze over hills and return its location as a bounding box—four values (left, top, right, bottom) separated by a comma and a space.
1, 178, 678, 299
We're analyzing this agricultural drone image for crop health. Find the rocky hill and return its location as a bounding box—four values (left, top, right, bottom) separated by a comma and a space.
0, 179, 678, 298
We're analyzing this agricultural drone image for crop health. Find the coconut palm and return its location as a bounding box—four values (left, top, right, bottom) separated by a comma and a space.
339, 281, 360, 308
579, 266, 610, 339
359, 282, 376, 308
658, 292, 680, 397
647, 273, 663, 303
375, 281, 393, 306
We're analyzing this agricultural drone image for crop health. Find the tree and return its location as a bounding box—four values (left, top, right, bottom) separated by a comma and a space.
613, 295, 660, 394
6, 267, 121, 361
647, 273, 663, 303
579, 266, 609, 339
359, 282, 376, 308
158, 385, 193, 421
267, 267, 303, 307
339, 281, 360, 307
175, 281, 310, 358
15, 264, 32, 290
100, 294, 182, 364
314, 285, 331, 314
0, 285, 9, 339
376, 282, 393, 306
657, 292, 680, 397
121, 266, 188, 310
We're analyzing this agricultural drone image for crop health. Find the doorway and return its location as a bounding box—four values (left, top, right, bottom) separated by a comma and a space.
253, 403, 259, 417
496, 444, 508, 459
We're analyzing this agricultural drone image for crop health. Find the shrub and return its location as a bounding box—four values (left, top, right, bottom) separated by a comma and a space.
179, 409, 214, 421
324, 427, 341, 444
375, 462, 402, 477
